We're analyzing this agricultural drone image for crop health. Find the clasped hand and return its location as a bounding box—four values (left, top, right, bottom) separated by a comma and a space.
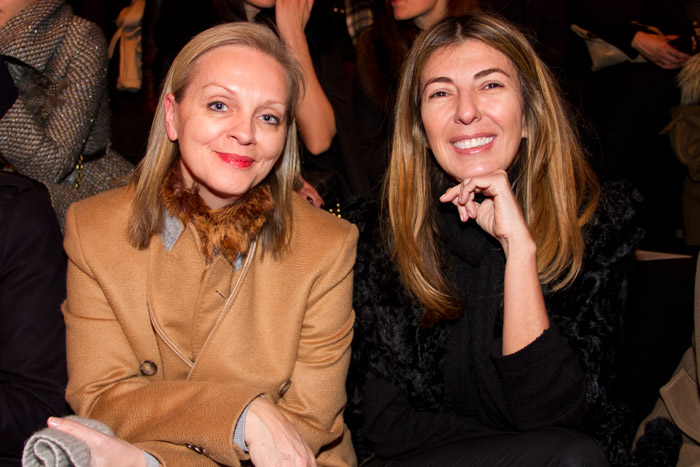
631, 31, 691, 69
47, 417, 146, 467
245, 396, 317, 466
439, 170, 532, 257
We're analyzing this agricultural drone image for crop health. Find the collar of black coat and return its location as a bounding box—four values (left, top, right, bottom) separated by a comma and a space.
159, 162, 274, 265
0, 0, 70, 72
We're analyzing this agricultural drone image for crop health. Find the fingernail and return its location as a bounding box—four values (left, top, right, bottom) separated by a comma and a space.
47, 417, 62, 428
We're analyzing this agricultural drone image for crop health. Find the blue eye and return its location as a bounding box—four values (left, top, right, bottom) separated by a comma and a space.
208, 101, 228, 111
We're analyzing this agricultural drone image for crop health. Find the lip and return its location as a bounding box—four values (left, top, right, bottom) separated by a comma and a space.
217, 152, 254, 168
450, 134, 495, 154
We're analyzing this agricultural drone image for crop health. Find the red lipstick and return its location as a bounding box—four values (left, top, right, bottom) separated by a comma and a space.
217, 152, 253, 168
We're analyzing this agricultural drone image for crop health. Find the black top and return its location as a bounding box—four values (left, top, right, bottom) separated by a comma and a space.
360, 207, 586, 459
346, 181, 644, 463
0, 172, 68, 465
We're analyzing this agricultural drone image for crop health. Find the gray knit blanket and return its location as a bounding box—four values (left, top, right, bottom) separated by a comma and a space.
22, 416, 114, 467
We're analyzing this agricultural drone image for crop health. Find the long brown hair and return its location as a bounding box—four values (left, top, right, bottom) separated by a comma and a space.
128, 22, 304, 256
386, 13, 600, 326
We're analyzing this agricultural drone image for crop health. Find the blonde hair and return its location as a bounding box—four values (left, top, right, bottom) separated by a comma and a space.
128, 22, 304, 255
386, 13, 600, 326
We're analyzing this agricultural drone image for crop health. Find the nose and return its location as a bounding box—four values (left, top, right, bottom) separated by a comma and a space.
455, 90, 480, 125
228, 113, 256, 145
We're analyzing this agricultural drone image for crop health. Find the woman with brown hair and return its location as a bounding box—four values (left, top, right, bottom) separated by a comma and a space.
347, 12, 642, 465
40, 21, 358, 466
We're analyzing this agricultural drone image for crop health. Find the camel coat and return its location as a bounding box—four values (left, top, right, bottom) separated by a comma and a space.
635, 256, 700, 465
62, 185, 358, 466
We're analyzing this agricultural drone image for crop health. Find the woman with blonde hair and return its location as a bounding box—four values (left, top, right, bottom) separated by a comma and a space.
347, 12, 642, 465
39, 21, 358, 466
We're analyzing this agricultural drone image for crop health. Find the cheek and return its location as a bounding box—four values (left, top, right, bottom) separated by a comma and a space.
420, 107, 440, 149
259, 129, 288, 160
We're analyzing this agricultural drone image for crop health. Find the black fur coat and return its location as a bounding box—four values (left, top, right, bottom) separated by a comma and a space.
345, 182, 644, 465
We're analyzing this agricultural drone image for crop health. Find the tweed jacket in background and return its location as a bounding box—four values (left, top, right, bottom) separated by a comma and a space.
0, 0, 132, 225
62, 186, 358, 466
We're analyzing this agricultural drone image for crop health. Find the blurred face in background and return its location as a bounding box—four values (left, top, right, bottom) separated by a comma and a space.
390, 0, 448, 29
0, 0, 36, 27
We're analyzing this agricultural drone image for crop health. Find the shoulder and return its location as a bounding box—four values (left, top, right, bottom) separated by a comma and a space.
0, 171, 51, 206
59, 13, 107, 63
582, 180, 644, 263
0, 173, 58, 237
290, 194, 358, 251
64, 184, 133, 246
68, 14, 106, 44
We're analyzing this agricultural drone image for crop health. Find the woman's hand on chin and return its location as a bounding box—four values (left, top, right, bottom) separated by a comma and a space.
46, 417, 147, 467
439, 170, 533, 257
245, 396, 317, 467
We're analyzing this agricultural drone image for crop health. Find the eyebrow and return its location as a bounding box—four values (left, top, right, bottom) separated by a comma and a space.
201, 83, 287, 108
422, 67, 511, 93
474, 67, 510, 79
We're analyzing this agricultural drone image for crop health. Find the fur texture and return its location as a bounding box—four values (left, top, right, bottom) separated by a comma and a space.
678, 53, 700, 105
160, 164, 274, 263
345, 181, 644, 464
630, 418, 683, 466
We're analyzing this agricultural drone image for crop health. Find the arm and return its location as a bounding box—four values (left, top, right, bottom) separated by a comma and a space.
0, 178, 67, 457
363, 375, 485, 458
0, 22, 108, 182
440, 171, 586, 428
270, 224, 357, 456
275, 0, 336, 155
440, 170, 548, 355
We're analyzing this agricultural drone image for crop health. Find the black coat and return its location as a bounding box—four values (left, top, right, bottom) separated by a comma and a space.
0, 173, 68, 465
345, 182, 644, 465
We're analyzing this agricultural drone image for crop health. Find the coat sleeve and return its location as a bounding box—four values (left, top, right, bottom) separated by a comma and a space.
0, 178, 67, 458
0, 21, 108, 183
273, 224, 358, 458
62, 206, 261, 466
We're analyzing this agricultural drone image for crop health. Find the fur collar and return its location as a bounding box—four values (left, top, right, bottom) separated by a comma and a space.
160, 163, 274, 264
678, 53, 700, 105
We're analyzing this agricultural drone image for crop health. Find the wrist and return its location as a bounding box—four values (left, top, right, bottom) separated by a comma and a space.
501, 229, 536, 259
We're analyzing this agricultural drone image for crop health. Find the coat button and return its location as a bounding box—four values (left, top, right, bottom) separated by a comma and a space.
140, 360, 157, 376
278, 380, 291, 397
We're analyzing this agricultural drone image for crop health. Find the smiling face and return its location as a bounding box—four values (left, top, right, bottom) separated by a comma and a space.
164, 44, 289, 209
390, 0, 447, 29
420, 40, 527, 182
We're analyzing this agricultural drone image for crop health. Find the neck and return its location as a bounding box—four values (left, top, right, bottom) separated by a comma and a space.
244, 3, 261, 21
413, 0, 447, 30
